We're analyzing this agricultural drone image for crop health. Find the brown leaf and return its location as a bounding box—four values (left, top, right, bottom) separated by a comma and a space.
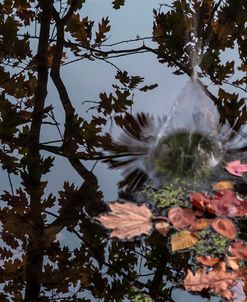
229, 240, 247, 260
211, 217, 237, 240
171, 230, 199, 252
97, 202, 152, 239
154, 221, 170, 236
184, 262, 240, 300
213, 180, 234, 191
196, 255, 220, 267
168, 207, 196, 229
190, 218, 210, 231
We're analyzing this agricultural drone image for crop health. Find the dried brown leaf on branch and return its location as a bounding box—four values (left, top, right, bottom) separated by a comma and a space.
184, 262, 241, 300
96, 202, 153, 239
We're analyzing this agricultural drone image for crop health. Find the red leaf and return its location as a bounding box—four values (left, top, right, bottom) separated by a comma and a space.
229, 240, 247, 260
211, 218, 237, 240
168, 207, 196, 229
190, 190, 247, 217
226, 160, 247, 177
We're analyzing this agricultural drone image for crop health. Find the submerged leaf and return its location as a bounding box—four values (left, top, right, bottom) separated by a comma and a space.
171, 230, 199, 252
211, 218, 237, 240
97, 202, 152, 239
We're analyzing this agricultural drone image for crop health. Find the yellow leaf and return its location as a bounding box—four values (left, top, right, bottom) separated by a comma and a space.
213, 180, 233, 191
171, 230, 199, 252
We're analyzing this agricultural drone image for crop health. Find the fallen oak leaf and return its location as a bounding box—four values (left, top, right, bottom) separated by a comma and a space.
96, 202, 153, 239
211, 217, 237, 240
168, 207, 196, 229
171, 230, 199, 252
184, 262, 240, 300
226, 160, 247, 177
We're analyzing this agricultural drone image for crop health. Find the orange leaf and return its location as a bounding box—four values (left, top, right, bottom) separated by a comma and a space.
211, 218, 236, 239
190, 218, 210, 231
196, 255, 220, 267
213, 180, 234, 191
97, 202, 152, 239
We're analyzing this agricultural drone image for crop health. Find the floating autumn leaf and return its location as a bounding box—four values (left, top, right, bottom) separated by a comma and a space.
96, 202, 153, 239
154, 221, 170, 236
171, 230, 199, 252
226, 160, 247, 177
184, 262, 240, 300
229, 240, 247, 260
213, 180, 234, 191
168, 207, 196, 229
190, 190, 247, 217
196, 255, 220, 267
189, 192, 215, 213
190, 218, 210, 231
211, 218, 237, 240
226, 256, 240, 271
